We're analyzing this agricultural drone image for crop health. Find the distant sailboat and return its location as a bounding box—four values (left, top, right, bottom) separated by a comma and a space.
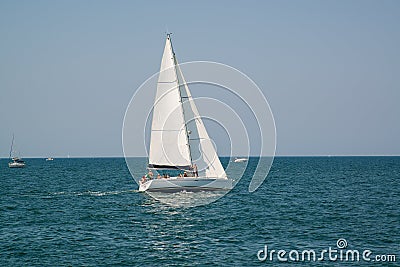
8, 134, 25, 168
46, 157, 54, 161
139, 34, 233, 192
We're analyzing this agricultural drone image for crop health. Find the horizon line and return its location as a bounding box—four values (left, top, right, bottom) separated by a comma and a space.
1, 154, 400, 159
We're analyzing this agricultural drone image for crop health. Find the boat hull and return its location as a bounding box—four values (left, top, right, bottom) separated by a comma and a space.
8, 162, 25, 168
139, 177, 233, 193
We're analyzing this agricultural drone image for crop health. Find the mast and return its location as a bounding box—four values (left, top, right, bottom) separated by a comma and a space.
169, 34, 193, 166
9, 134, 14, 159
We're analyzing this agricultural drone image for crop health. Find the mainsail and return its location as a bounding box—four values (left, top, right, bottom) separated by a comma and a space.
148, 35, 227, 178
148, 35, 191, 168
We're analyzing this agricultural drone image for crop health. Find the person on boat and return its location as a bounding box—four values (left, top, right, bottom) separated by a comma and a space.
183, 172, 188, 177
157, 174, 162, 179
140, 176, 146, 184
145, 170, 153, 180
178, 173, 183, 177
193, 164, 198, 177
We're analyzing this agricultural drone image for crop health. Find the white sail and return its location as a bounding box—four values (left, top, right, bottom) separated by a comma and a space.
140, 35, 233, 193
148, 36, 191, 168
175, 61, 227, 178
149, 34, 227, 178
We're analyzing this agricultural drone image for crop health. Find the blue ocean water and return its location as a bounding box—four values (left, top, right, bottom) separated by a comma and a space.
0, 157, 399, 266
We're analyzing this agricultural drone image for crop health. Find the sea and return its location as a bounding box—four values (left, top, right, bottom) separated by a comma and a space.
0, 157, 399, 266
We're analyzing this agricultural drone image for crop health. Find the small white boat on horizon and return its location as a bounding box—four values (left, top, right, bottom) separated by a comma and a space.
234, 157, 248, 163
46, 157, 54, 161
138, 34, 233, 193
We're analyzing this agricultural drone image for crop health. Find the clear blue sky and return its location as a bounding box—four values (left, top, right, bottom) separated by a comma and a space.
1, 0, 399, 157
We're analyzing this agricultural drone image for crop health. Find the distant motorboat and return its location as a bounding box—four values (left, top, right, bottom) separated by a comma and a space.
234, 158, 248, 163
46, 157, 54, 161
8, 134, 25, 168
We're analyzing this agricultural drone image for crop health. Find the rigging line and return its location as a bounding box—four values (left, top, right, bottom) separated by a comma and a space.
157, 81, 176, 84
170, 37, 193, 165
151, 129, 183, 132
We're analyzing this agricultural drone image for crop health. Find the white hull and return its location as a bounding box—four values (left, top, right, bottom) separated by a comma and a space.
8, 162, 25, 168
139, 177, 233, 193
234, 158, 247, 163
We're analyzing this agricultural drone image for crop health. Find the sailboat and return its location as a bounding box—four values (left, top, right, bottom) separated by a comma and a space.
139, 34, 233, 192
8, 134, 25, 168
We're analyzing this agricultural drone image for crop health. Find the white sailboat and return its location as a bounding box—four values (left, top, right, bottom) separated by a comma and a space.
139, 34, 233, 192
8, 134, 25, 168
